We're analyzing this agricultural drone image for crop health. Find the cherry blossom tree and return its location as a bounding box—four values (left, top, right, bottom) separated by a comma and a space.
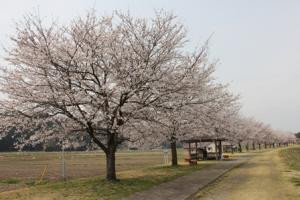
0, 11, 210, 181
141, 63, 239, 165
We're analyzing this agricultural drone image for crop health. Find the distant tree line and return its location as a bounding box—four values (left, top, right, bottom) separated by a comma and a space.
0, 128, 93, 151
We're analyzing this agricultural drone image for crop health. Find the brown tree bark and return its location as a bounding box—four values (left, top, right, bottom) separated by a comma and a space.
106, 148, 117, 181
105, 133, 118, 181
170, 140, 178, 166
238, 142, 242, 153
87, 124, 118, 181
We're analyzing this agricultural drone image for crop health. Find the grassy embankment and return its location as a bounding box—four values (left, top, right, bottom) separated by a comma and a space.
279, 146, 300, 187
0, 150, 211, 200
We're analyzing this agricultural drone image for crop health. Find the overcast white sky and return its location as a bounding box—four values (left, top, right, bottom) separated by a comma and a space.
0, 0, 299, 132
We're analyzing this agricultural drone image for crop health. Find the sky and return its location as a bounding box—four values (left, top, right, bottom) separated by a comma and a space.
0, 0, 299, 132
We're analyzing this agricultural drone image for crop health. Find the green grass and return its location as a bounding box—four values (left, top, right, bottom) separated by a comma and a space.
0, 179, 21, 185
0, 161, 210, 200
279, 147, 300, 171
279, 147, 300, 188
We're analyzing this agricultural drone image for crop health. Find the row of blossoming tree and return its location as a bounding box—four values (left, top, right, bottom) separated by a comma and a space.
0, 11, 296, 181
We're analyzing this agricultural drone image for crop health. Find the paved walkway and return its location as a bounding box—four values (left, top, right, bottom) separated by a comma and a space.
124, 156, 250, 200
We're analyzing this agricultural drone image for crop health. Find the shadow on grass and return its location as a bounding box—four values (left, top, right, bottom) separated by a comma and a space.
291, 177, 300, 187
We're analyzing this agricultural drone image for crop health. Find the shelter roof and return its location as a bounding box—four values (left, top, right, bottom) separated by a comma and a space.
181, 136, 226, 143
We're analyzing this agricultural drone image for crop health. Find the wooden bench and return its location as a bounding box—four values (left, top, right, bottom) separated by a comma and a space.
185, 158, 197, 165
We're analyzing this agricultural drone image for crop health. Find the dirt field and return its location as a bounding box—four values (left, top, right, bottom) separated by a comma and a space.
193, 147, 300, 200
0, 150, 181, 181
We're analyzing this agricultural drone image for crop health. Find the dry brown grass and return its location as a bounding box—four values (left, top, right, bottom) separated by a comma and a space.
0, 150, 182, 180
0, 151, 210, 200
193, 147, 300, 200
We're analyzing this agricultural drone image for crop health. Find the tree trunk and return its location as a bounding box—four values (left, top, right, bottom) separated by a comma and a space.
258, 143, 261, 150
238, 142, 242, 153
170, 140, 178, 166
246, 143, 249, 151
218, 141, 223, 159
86, 124, 118, 181
105, 133, 118, 181
105, 149, 117, 181
264, 142, 267, 149
252, 142, 255, 150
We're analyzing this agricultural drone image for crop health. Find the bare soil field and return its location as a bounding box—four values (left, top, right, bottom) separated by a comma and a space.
0, 149, 209, 200
0, 149, 183, 194
0, 150, 179, 180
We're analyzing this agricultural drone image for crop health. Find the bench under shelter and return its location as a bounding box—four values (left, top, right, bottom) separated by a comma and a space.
181, 137, 226, 162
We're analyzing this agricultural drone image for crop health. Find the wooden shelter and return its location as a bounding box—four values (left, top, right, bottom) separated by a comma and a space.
181, 137, 226, 162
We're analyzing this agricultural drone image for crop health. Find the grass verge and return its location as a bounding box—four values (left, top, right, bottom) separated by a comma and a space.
0, 162, 211, 200
279, 146, 300, 188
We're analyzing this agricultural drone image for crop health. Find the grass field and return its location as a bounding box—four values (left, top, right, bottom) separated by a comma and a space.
0, 149, 212, 199
279, 147, 300, 187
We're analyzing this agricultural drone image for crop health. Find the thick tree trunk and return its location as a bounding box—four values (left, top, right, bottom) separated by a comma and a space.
105, 132, 118, 181
264, 142, 267, 149
258, 143, 261, 150
87, 124, 118, 181
106, 149, 117, 181
170, 140, 178, 166
246, 143, 249, 151
252, 142, 255, 150
238, 142, 242, 153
